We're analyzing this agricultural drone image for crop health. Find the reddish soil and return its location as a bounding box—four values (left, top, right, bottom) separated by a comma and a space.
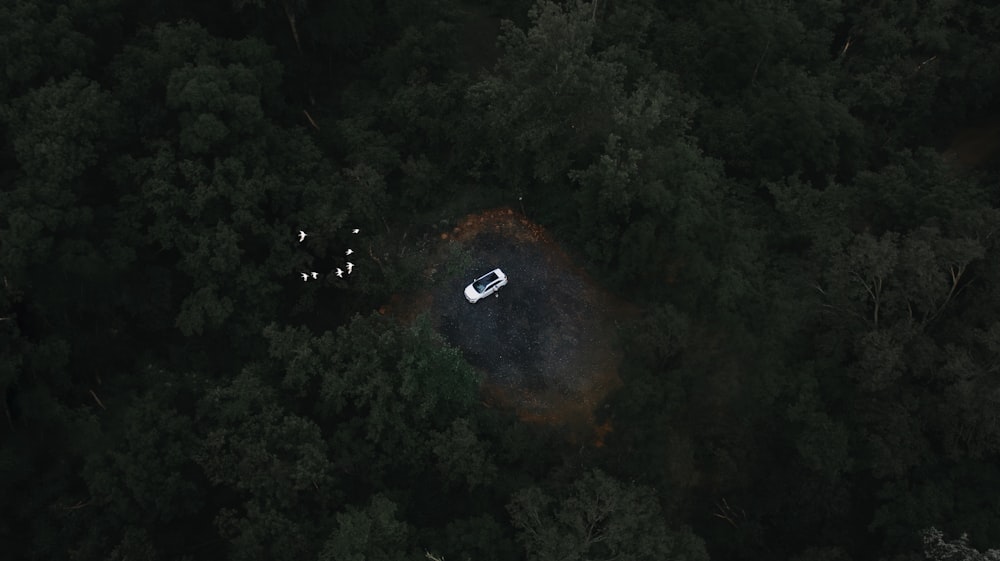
385, 208, 638, 445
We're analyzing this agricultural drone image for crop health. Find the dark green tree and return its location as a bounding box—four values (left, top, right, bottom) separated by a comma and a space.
0, 0, 123, 98
318, 494, 411, 561
195, 369, 337, 561
507, 469, 708, 561
260, 313, 479, 486
924, 527, 1000, 561
468, 0, 628, 187
105, 21, 386, 341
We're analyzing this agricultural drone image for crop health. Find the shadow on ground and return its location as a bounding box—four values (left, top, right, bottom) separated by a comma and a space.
944, 111, 1000, 167
387, 208, 637, 443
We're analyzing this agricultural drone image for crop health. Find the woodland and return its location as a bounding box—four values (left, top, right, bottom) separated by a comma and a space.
2, 0, 1000, 560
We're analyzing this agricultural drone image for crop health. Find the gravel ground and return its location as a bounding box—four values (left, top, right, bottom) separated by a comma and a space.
426, 216, 628, 425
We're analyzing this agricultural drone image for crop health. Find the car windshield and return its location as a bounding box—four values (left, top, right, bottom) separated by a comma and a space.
474, 272, 498, 293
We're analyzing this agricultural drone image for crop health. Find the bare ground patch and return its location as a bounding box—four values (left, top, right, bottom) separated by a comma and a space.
385, 208, 637, 443
943, 113, 1000, 167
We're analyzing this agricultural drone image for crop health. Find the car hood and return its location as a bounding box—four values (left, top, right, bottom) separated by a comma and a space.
464, 284, 480, 302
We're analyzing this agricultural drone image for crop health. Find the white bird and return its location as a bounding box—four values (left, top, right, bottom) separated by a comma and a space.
310, 271, 319, 279
300, 273, 309, 281
298, 230, 307, 242
345, 248, 353, 256
335, 268, 344, 278
352, 228, 360, 234
346, 262, 354, 274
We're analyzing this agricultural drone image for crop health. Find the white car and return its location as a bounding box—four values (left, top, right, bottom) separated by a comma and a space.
465, 268, 508, 303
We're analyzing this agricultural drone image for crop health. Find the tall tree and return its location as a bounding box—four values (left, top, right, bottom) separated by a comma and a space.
105, 21, 384, 342
507, 469, 708, 561
318, 494, 411, 561
195, 368, 338, 561
261, 313, 480, 485
0, 0, 123, 99
468, 0, 628, 188
924, 527, 1000, 561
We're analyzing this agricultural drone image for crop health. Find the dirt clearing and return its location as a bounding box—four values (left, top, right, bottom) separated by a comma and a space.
386, 208, 637, 443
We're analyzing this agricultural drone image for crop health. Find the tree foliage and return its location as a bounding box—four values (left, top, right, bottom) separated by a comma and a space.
924, 527, 1000, 561
4, 0, 1000, 560
507, 469, 708, 561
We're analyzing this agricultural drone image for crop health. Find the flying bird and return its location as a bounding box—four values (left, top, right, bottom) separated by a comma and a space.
300, 273, 309, 281
346, 262, 354, 274
298, 230, 307, 242
345, 248, 353, 256
310, 271, 319, 279
352, 228, 360, 234
335, 268, 344, 278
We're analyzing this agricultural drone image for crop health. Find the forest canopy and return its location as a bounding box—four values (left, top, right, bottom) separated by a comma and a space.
2, 0, 1000, 560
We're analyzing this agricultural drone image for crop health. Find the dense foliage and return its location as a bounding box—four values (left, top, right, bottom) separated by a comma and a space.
2, 0, 999, 559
